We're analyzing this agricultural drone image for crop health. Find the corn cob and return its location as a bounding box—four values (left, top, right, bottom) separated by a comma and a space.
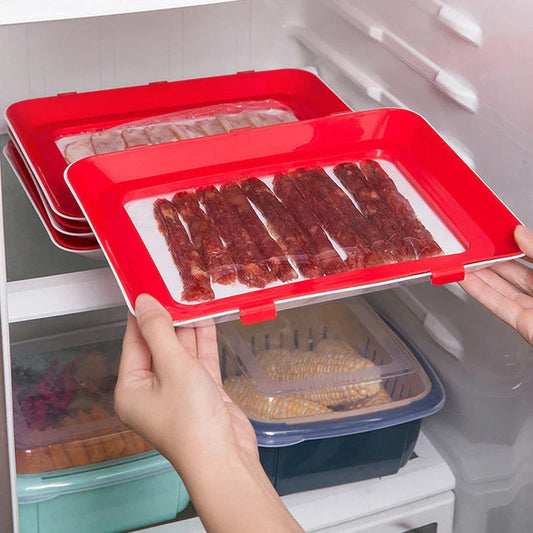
256, 343, 384, 408
343, 388, 392, 411
223, 376, 332, 419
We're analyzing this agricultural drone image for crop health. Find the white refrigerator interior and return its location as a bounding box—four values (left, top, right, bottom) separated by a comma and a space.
1, 1, 533, 532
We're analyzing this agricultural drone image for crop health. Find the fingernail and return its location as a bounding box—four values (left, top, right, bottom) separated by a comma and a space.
135, 294, 161, 317
516, 225, 533, 240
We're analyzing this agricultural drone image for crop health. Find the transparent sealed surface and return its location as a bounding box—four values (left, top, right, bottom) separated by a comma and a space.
55, 99, 297, 163
217, 300, 432, 426
12, 326, 151, 474
127, 160, 464, 304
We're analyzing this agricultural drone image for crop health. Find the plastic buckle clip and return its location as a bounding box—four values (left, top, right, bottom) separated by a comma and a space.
239, 302, 277, 325
430, 265, 465, 285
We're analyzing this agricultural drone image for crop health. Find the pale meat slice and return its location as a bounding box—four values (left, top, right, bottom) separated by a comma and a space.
121, 128, 152, 147
91, 130, 126, 155
196, 118, 227, 136
216, 113, 253, 132
64, 138, 96, 163
170, 123, 206, 140
145, 125, 178, 145
245, 109, 297, 128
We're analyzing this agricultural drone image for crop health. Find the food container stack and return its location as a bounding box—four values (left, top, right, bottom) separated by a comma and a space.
12, 323, 189, 533
217, 299, 445, 494
4, 69, 350, 256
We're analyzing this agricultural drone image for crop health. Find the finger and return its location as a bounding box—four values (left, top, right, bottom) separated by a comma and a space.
516, 308, 533, 346
176, 326, 198, 358
195, 323, 222, 387
459, 271, 522, 329
118, 313, 152, 377
515, 225, 533, 264
135, 294, 189, 376
490, 260, 533, 296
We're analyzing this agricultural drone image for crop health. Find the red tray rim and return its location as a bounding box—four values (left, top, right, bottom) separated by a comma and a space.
3, 142, 100, 254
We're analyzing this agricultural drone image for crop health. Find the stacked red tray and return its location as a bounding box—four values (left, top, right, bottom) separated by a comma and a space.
4, 69, 350, 255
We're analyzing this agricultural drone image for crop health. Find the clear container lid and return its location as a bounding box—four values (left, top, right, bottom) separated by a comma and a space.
11, 322, 152, 474
218, 298, 444, 446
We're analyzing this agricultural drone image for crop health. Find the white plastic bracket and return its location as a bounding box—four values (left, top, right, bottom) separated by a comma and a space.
326, 0, 479, 112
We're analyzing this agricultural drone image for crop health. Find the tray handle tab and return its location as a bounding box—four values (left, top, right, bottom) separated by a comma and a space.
239, 301, 277, 325
430, 265, 465, 285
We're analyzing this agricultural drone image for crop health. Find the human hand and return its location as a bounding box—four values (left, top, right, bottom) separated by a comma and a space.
459, 225, 533, 346
114, 294, 258, 471
115, 295, 304, 532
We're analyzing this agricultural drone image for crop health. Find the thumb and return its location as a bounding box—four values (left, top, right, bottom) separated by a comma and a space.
135, 294, 190, 378
514, 225, 533, 261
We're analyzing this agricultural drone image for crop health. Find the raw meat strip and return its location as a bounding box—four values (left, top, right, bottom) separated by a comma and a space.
333, 163, 417, 261
172, 191, 237, 285
288, 169, 381, 270
197, 186, 275, 288
216, 113, 253, 132
170, 123, 206, 140
220, 183, 297, 282
145, 125, 178, 145
297, 167, 399, 264
196, 118, 226, 136
240, 178, 322, 279
359, 160, 443, 258
153, 199, 214, 302
273, 174, 346, 276
91, 130, 126, 154
121, 128, 152, 147
64, 138, 96, 163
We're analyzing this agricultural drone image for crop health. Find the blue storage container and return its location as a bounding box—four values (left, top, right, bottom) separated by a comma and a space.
218, 298, 445, 494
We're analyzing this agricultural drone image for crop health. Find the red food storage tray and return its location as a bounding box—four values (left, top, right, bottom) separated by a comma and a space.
3, 142, 100, 257
5, 68, 350, 221
65, 109, 523, 326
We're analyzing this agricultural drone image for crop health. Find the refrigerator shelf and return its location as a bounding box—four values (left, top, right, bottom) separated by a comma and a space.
0, 0, 239, 26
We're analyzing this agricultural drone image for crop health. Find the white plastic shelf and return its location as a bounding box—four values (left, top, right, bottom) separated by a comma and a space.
7, 268, 124, 322
0, 0, 238, 26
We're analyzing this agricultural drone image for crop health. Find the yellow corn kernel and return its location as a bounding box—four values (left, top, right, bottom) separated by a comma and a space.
223, 376, 332, 420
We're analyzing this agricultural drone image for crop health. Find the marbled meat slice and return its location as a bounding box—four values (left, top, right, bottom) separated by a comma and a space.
121, 128, 152, 147
220, 183, 297, 282
172, 191, 237, 285
197, 186, 275, 288
273, 174, 346, 276
359, 160, 443, 258
216, 113, 253, 132
153, 199, 214, 302
196, 118, 226, 136
91, 130, 126, 154
296, 167, 399, 264
333, 163, 417, 261
240, 178, 322, 279
289, 168, 381, 270
170, 123, 206, 140
64, 138, 96, 163
145, 125, 178, 145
